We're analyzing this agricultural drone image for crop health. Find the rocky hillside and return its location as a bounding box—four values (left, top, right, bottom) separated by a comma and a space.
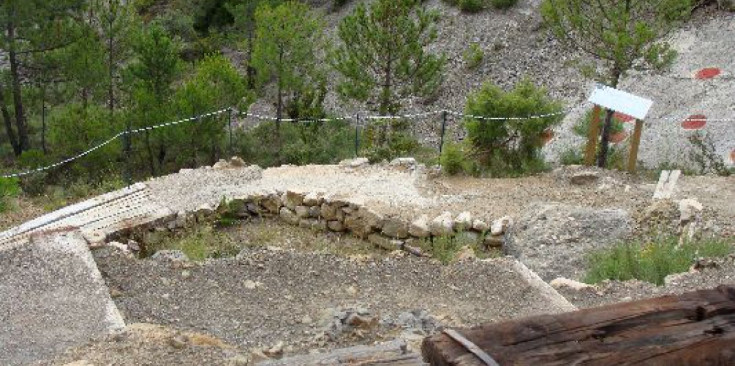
246, 0, 735, 169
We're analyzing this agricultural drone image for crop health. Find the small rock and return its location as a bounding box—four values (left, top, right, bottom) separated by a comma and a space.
389, 157, 417, 167
678, 198, 703, 223
226, 355, 250, 366
455, 245, 476, 261
490, 216, 513, 236
301, 315, 313, 324
346, 313, 375, 328
484, 234, 504, 247
339, 157, 369, 168
454, 212, 473, 230
181, 270, 191, 279
127, 239, 141, 252
250, 349, 270, 363
284, 191, 305, 210
430, 212, 455, 236
109, 288, 123, 299
244, 280, 261, 290
382, 217, 409, 238
264, 341, 285, 357
472, 219, 489, 232
550, 277, 593, 291
368, 233, 403, 251
212, 160, 230, 170
170, 334, 189, 349
229, 156, 246, 167
279, 207, 299, 225
151, 250, 189, 262
409, 215, 431, 238
346, 285, 358, 295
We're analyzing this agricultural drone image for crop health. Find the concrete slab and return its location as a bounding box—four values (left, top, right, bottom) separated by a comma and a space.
0, 232, 124, 366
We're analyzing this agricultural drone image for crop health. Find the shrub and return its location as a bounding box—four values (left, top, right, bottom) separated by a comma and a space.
559, 147, 583, 165
17, 150, 51, 196
459, 0, 485, 12
361, 119, 421, 163
237, 119, 355, 168
463, 43, 484, 69
490, 0, 518, 9
465, 78, 564, 176
584, 236, 733, 286
148, 225, 240, 261
0, 177, 20, 213
441, 142, 478, 175
688, 132, 733, 176
572, 109, 625, 138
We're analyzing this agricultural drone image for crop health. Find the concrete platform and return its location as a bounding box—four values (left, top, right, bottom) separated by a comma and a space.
0, 232, 124, 365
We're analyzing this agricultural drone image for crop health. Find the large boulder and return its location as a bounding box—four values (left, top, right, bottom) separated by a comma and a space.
505, 203, 632, 281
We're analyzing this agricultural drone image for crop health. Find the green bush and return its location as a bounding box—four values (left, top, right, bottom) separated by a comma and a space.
559, 147, 583, 165
459, 0, 485, 12
572, 109, 625, 138
360, 119, 421, 163
463, 43, 484, 69
490, 0, 518, 9
465, 78, 564, 176
441, 142, 478, 176
148, 225, 240, 261
0, 177, 20, 213
238, 119, 355, 168
16, 150, 50, 196
584, 236, 733, 286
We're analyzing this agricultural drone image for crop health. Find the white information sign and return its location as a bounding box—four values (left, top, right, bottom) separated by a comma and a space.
588, 84, 653, 120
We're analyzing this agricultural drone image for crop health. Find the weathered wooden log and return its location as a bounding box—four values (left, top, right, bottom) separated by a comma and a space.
423, 285, 735, 366
258, 340, 427, 365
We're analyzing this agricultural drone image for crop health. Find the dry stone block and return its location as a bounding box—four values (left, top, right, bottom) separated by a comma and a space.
358, 207, 385, 230
308, 206, 321, 218
229, 156, 246, 167
303, 192, 323, 206
382, 217, 409, 239
491, 216, 513, 236
430, 212, 455, 236
195, 203, 214, 222
321, 203, 338, 221
678, 198, 703, 223
299, 219, 325, 231
454, 212, 473, 231
484, 234, 504, 247
284, 191, 304, 210
472, 219, 489, 232
261, 195, 282, 214
279, 207, 299, 225
327, 220, 345, 232
409, 215, 431, 238
295, 206, 310, 219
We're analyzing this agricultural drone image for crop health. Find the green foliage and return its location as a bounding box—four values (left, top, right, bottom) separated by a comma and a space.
463, 43, 484, 69
559, 147, 583, 165
419, 235, 488, 264
585, 236, 733, 286
572, 109, 624, 137
47, 104, 122, 180
0, 177, 20, 213
490, 0, 518, 9
688, 132, 733, 176
459, 0, 485, 12
360, 119, 421, 163
541, 0, 691, 86
252, 1, 324, 114
333, 0, 351, 9
465, 78, 564, 176
332, 0, 445, 115
440, 142, 478, 176
150, 225, 240, 261
237, 119, 354, 167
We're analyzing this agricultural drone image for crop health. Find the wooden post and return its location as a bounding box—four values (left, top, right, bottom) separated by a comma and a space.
628, 119, 644, 173
422, 285, 735, 366
584, 105, 602, 166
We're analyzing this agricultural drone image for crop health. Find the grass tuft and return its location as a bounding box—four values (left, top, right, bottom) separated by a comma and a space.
584, 236, 733, 286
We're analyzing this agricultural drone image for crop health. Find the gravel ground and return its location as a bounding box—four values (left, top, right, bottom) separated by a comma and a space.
557, 256, 735, 309
35, 323, 247, 366
94, 247, 573, 357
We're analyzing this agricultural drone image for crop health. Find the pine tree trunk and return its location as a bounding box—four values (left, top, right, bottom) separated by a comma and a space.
597, 69, 622, 168
0, 83, 21, 156
7, 20, 29, 153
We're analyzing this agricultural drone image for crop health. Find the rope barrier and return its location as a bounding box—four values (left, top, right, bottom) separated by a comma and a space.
2, 105, 734, 179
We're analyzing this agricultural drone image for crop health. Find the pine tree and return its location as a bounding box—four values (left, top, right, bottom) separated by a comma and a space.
251, 1, 323, 158
541, 0, 691, 167
332, 0, 445, 116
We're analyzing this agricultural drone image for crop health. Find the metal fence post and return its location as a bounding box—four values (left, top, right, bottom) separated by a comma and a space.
123, 121, 132, 186
355, 113, 360, 157
228, 107, 234, 157
438, 110, 447, 165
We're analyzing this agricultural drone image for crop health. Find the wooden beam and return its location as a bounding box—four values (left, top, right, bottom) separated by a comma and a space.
627, 119, 644, 173
584, 105, 602, 166
422, 286, 735, 366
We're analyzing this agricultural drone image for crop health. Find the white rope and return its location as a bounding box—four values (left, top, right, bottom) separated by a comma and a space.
1, 109, 230, 179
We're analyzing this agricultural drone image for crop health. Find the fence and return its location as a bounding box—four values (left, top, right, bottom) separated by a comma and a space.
1, 105, 733, 181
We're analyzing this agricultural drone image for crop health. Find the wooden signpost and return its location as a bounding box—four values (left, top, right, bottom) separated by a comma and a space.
585, 84, 653, 173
